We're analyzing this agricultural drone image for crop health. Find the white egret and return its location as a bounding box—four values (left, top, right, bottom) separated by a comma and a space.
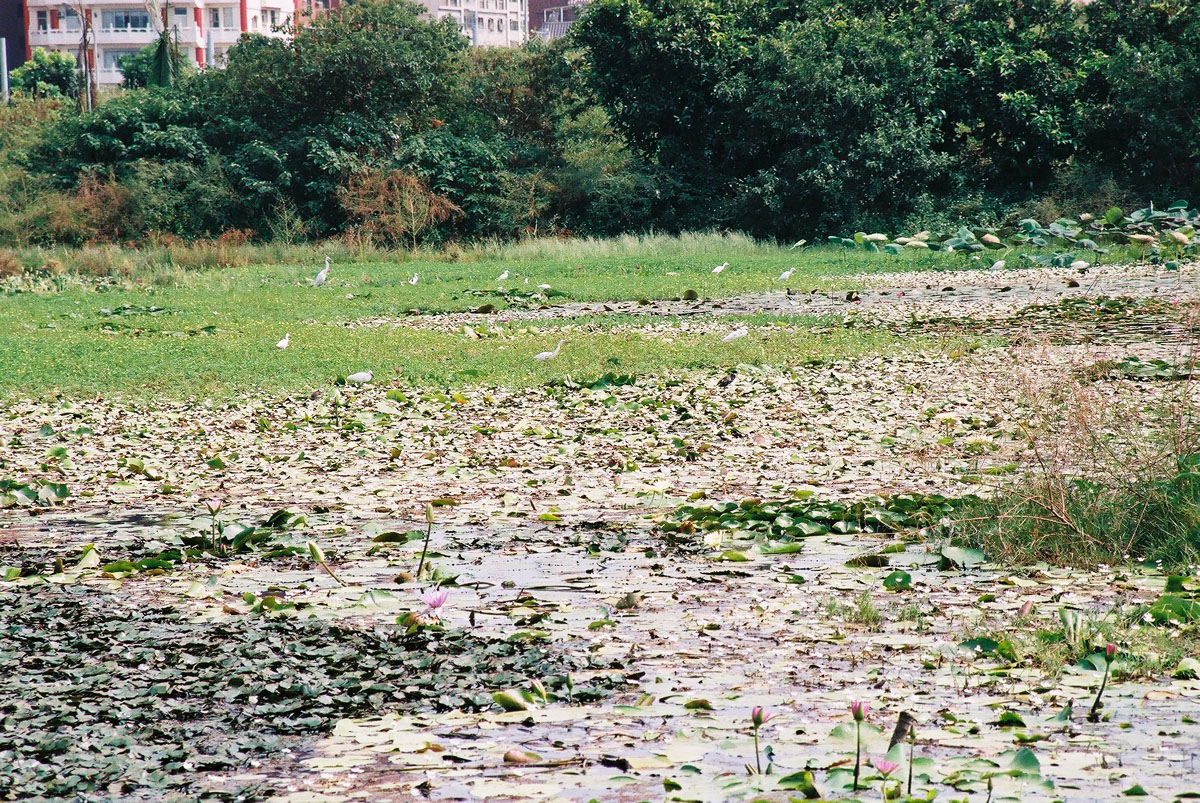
990, 260, 1006, 271
777, 269, 794, 282
276, 333, 290, 350
534, 340, 565, 361
409, 273, 419, 285
346, 370, 373, 385
1069, 260, 1089, 271
712, 261, 728, 274
314, 256, 331, 286
497, 270, 510, 281
789, 239, 807, 250
723, 327, 749, 342
537, 283, 551, 290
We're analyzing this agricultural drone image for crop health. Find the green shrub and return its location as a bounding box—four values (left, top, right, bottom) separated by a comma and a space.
10, 48, 78, 100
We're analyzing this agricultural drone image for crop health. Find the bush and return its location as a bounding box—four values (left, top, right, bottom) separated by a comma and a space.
10, 48, 78, 100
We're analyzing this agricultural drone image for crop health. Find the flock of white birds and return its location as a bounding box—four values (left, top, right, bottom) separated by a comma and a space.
292, 258, 772, 383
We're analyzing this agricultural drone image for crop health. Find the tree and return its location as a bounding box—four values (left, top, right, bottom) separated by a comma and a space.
10, 49, 79, 100
573, 0, 950, 235
119, 33, 186, 90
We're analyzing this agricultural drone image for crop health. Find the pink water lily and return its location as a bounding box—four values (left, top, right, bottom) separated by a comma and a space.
873, 758, 900, 776
750, 705, 775, 774
751, 706, 775, 728
1105, 643, 1116, 661
850, 701, 870, 791
204, 499, 223, 516
420, 588, 450, 618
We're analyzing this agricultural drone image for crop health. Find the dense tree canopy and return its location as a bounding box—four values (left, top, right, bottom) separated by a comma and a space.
575, 0, 1200, 235
4, 0, 1198, 245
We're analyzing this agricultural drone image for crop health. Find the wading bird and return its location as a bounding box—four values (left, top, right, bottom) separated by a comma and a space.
314, 256, 331, 286
346, 370, 373, 385
276, 333, 290, 350
497, 270, 510, 281
713, 262, 728, 274
535, 340, 565, 361
777, 269, 794, 282
990, 260, 1006, 271
410, 273, 419, 285
723, 327, 749, 342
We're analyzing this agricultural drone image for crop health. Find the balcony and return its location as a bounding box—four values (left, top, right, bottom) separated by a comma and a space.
92, 27, 158, 47
27, 28, 82, 48
206, 27, 245, 45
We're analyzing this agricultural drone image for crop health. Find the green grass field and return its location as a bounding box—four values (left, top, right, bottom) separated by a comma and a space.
1, 234, 1009, 398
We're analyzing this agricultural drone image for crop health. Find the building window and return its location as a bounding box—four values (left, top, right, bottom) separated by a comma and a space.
267, 9, 279, 26
101, 10, 152, 31
510, 19, 518, 30
487, 18, 494, 31
210, 7, 237, 29
35, 10, 49, 31
103, 49, 140, 71
63, 9, 82, 31
172, 6, 189, 29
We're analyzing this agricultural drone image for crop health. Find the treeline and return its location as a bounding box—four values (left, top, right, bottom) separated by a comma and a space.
1, 0, 1197, 247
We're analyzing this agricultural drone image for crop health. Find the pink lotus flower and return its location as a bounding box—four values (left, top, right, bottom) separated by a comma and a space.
751, 706, 775, 728
1106, 643, 1116, 660
421, 588, 450, 619
851, 701, 868, 722
204, 499, 223, 516
873, 758, 900, 776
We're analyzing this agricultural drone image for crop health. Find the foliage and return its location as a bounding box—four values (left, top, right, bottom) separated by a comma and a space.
5, 0, 1200, 246
24, 0, 466, 240
574, 0, 1200, 237
662, 492, 971, 543
119, 34, 190, 90
10, 48, 78, 100
0, 586, 625, 800
960, 454, 1200, 568
338, 169, 461, 248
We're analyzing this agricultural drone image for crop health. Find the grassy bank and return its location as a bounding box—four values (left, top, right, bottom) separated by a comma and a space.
0, 307, 972, 399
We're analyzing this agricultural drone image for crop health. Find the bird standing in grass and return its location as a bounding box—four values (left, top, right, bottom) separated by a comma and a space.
346, 370, 373, 385
314, 256, 331, 286
723, 327, 749, 342
276, 333, 290, 350
535, 340, 565, 361
777, 269, 794, 282
497, 270, 510, 282
410, 273, 419, 285
713, 261, 728, 274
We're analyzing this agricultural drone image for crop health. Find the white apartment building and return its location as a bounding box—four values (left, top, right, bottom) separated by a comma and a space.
22, 0, 294, 85
420, 0, 526, 48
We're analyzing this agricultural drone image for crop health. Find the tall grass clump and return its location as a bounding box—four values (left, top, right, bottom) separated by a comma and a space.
957, 334, 1200, 569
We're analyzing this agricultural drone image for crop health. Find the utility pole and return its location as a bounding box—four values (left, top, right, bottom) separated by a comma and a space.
1, 38, 9, 105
